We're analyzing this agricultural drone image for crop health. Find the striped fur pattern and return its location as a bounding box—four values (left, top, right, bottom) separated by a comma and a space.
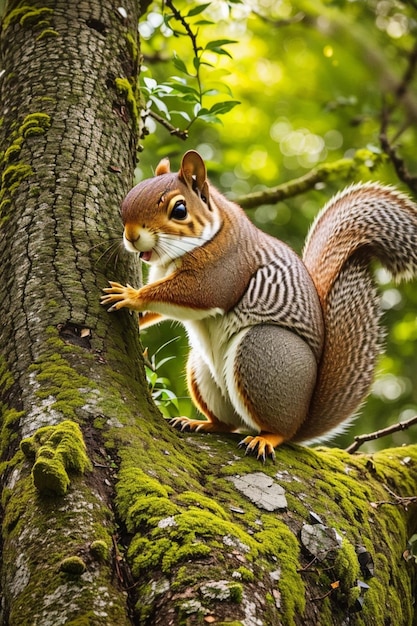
234, 243, 324, 361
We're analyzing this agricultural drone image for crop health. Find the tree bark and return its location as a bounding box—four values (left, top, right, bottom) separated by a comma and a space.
0, 2, 416, 626
0, 1, 143, 623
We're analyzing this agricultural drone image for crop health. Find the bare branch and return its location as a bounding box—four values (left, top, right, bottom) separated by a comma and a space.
147, 109, 188, 140
345, 415, 417, 454
379, 43, 417, 194
371, 484, 417, 509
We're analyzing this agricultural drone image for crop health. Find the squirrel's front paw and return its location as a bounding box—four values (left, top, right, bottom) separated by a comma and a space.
101, 281, 141, 312
170, 416, 215, 432
170, 416, 235, 434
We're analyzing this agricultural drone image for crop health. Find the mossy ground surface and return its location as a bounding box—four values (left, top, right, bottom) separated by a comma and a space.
100, 387, 417, 626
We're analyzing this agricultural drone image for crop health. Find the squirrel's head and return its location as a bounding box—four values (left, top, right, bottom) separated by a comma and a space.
121, 150, 221, 266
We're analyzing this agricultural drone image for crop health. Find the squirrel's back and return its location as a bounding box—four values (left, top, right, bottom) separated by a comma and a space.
295, 183, 417, 441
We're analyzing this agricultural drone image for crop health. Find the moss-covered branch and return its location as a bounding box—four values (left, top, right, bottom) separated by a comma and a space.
234, 149, 384, 209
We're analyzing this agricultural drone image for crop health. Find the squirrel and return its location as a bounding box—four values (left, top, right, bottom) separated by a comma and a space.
101, 150, 417, 460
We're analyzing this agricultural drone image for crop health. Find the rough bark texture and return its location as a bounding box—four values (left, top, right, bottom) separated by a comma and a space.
0, 2, 416, 626
0, 0, 143, 623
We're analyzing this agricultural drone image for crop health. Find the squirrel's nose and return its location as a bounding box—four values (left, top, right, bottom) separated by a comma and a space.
124, 223, 141, 243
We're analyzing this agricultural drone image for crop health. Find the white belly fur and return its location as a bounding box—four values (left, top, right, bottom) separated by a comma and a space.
183, 315, 260, 431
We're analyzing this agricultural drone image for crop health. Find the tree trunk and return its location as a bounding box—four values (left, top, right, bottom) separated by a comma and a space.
0, 2, 416, 625
0, 0, 143, 623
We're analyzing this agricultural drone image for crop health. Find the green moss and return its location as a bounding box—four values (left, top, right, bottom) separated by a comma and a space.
124, 32, 139, 66
255, 516, 306, 625
90, 540, 110, 562
228, 582, 243, 603
161, 542, 212, 573
115, 77, 139, 131
0, 407, 23, 452
21, 420, 91, 495
2, 5, 53, 31
177, 490, 229, 519
118, 464, 264, 578
0, 111, 51, 224
2, 5, 33, 30
0, 355, 14, 394
0, 357, 25, 455
65, 616, 99, 626
20, 112, 51, 137
234, 566, 255, 582
36, 28, 59, 40
2, 163, 33, 187
127, 494, 180, 530
28, 333, 91, 418
333, 538, 361, 592
59, 556, 86, 575
4, 136, 23, 162
20, 7, 54, 28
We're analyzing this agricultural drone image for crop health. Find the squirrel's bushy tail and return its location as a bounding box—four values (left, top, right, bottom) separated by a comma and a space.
294, 183, 417, 442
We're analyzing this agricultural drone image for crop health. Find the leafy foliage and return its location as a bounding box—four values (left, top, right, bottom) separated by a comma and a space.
140, 0, 240, 136
137, 0, 417, 450
144, 338, 181, 417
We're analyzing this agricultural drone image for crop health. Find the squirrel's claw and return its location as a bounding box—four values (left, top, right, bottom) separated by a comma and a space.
170, 416, 216, 433
239, 433, 285, 462
170, 416, 235, 434
101, 281, 141, 311
100, 281, 126, 309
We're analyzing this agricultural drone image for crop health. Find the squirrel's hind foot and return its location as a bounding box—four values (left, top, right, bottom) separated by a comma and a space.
239, 433, 285, 462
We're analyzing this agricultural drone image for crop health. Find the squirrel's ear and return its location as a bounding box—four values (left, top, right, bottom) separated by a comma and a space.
179, 150, 210, 206
155, 157, 170, 176
180, 150, 206, 191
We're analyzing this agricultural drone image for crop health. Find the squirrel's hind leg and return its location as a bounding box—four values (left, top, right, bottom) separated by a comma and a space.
170, 348, 240, 434
227, 325, 318, 459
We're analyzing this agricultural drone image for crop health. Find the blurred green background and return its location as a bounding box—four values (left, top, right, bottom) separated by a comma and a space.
133, 0, 417, 451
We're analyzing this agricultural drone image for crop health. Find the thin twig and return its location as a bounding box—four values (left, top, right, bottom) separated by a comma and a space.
371, 484, 417, 509
311, 582, 339, 602
380, 103, 417, 194
147, 109, 188, 140
379, 43, 417, 194
345, 415, 417, 454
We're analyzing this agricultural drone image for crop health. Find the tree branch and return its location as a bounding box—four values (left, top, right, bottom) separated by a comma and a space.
345, 415, 417, 454
147, 109, 188, 140
379, 42, 417, 195
234, 151, 379, 209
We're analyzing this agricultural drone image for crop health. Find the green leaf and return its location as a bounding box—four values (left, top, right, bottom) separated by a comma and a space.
205, 39, 237, 50
202, 88, 220, 97
170, 110, 192, 121
210, 48, 233, 58
209, 100, 241, 115
143, 77, 157, 90
169, 83, 200, 98
155, 356, 177, 369
149, 96, 170, 118
187, 3, 210, 17
197, 113, 223, 125
172, 53, 190, 75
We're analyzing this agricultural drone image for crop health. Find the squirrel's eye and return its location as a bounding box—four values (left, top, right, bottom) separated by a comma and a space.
170, 200, 187, 220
